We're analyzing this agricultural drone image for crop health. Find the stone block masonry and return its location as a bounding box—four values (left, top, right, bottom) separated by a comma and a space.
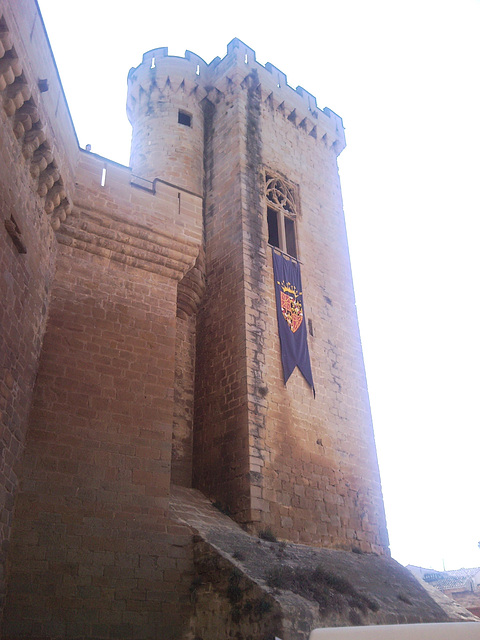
5, 247, 181, 636
190, 39, 388, 554
3, 140, 203, 636
0, 0, 77, 615
0, 1, 445, 636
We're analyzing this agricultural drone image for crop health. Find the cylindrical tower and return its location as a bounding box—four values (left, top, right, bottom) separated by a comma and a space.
127, 48, 207, 194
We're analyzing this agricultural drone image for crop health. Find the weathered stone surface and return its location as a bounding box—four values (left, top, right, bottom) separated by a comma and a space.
0, 1, 460, 637
171, 486, 454, 640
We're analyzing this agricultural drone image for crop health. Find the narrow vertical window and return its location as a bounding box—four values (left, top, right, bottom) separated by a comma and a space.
284, 217, 297, 259
267, 207, 280, 248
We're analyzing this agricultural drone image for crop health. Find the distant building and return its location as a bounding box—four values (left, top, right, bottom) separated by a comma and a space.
408, 565, 480, 618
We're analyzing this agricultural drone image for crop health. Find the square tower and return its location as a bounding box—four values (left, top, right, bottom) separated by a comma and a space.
127, 39, 389, 555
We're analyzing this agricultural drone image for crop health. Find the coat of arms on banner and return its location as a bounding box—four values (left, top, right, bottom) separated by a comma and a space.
278, 281, 303, 333
272, 248, 314, 394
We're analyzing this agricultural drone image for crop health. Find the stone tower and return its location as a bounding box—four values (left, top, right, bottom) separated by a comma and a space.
126, 39, 389, 555
127, 48, 207, 194
2, 4, 452, 635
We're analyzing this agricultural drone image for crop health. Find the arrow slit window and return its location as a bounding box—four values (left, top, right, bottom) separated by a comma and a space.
265, 172, 298, 259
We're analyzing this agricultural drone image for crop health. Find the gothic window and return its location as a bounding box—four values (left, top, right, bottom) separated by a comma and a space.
265, 172, 298, 259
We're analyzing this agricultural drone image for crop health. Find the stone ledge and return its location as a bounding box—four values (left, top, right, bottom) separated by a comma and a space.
56, 206, 199, 280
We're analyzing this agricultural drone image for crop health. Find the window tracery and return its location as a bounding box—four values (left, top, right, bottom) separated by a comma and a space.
265, 172, 297, 216
265, 172, 298, 259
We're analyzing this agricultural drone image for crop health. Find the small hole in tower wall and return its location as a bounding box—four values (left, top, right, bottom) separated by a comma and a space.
196, 64, 200, 76
151, 56, 155, 69
244, 54, 248, 64
178, 110, 192, 126
101, 167, 106, 187
308, 318, 314, 337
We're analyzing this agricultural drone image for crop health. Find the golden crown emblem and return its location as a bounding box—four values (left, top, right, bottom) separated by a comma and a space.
278, 281, 302, 298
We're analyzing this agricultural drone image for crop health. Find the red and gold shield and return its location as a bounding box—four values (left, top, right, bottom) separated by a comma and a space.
281, 290, 303, 333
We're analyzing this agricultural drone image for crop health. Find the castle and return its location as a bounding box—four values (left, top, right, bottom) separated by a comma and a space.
0, 1, 458, 638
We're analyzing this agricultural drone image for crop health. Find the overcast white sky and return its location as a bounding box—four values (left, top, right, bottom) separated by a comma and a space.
38, 0, 480, 571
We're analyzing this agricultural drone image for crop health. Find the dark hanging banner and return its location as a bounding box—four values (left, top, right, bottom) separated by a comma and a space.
272, 248, 315, 396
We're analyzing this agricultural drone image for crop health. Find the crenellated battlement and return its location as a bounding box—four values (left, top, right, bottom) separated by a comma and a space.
215, 38, 346, 153
126, 46, 209, 118
130, 46, 209, 79
127, 38, 345, 157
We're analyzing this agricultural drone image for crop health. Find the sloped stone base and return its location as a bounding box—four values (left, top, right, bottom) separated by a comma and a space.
171, 486, 459, 640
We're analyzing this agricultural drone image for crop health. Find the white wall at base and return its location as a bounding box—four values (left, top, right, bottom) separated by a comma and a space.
309, 622, 480, 640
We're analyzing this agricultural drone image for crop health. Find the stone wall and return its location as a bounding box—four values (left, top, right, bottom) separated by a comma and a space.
0, 103, 57, 616
172, 311, 197, 486
0, 0, 78, 612
249, 54, 387, 552
192, 68, 252, 520
3, 152, 203, 637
